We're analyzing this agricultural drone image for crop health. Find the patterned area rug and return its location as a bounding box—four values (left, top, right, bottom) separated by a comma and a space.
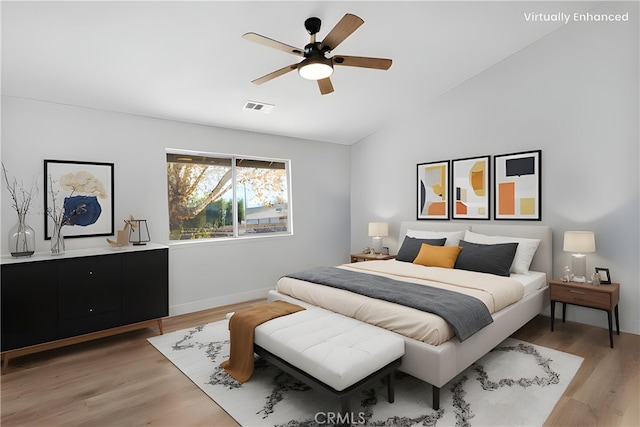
148, 320, 582, 426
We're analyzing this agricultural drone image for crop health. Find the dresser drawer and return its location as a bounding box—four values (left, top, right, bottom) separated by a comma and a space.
58, 286, 121, 319
550, 285, 611, 310
58, 255, 121, 319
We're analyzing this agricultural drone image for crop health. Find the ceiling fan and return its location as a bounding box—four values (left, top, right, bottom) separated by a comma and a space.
242, 13, 392, 95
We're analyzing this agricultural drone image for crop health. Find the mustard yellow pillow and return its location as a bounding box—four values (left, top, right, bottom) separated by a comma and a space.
413, 243, 462, 269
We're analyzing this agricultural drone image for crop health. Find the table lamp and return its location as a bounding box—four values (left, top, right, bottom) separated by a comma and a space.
563, 231, 595, 282
368, 222, 388, 254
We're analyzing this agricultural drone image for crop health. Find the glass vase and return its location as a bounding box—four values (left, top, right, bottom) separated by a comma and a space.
8, 213, 35, 257
51, 224, 65, 256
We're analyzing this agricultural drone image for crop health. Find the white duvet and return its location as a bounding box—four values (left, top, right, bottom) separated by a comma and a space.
275, 260, 525, 346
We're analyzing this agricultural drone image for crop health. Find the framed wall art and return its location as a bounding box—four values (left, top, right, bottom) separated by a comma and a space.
493, 150, 541, 220
44, 160, 115, 239
417, 160, 450, 220
451, 155, 490, 220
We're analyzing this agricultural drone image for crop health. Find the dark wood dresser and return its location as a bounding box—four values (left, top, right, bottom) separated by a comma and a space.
1, 244, 168, 373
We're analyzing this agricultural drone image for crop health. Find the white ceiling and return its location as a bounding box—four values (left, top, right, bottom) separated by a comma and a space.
1, 1, 599, 145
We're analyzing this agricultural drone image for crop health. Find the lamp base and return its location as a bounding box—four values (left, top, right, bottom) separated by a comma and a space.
371, 237, 383, 253
571, 253, 587, 282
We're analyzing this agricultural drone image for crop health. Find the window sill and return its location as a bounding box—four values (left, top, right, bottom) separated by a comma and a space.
168, 232, 293, 249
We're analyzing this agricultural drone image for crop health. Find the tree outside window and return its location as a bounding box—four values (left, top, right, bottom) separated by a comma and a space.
166, 152, 290, 240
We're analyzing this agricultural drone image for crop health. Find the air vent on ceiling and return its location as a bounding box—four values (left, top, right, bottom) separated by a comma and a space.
243, 100, 275, 113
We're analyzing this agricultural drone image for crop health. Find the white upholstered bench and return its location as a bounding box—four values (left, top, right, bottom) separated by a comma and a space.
252, 306, 405, 420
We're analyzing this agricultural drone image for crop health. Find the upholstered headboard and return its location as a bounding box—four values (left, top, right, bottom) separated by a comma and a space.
398, 221, 553, 279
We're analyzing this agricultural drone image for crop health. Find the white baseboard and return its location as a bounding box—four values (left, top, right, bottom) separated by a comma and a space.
169, 287, 272, 316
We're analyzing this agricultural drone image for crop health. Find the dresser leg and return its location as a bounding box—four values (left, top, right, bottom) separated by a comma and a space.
157, 318, 164, 335
614, 305, 620, 335
1, 354, 9, 375
562, 302, 567, 323
550, 301, 556, 331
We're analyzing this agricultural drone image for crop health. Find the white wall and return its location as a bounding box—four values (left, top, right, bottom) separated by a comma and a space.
351, 2, 639, 334
1, 97, 351, 315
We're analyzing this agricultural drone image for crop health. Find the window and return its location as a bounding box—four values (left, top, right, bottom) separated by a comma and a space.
166, 151, 291, 241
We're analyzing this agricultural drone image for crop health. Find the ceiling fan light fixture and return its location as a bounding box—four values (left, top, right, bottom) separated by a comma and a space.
298, 56, 333, 80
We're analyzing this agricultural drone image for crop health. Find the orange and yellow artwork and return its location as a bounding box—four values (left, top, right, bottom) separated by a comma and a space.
452, 156, 490, 219
494, 150, 541, 220
417, 161, 449, 219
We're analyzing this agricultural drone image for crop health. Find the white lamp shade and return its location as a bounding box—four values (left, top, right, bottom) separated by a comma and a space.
368, 222, 389, 237
563, 231, 596, 253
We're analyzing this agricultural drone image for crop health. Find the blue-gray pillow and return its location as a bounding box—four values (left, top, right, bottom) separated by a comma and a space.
454, 240, 519, 277
396, 237, 447, 262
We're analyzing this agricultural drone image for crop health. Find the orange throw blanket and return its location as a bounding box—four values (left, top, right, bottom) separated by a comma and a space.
220, 300, 305, 383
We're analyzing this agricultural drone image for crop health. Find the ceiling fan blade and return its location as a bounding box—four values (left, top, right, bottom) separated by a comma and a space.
242, 32, 304, 57
252, 63, 299, 85
317, 78, 334, 95
319, 13, 364, 51
333, 55, 392, 70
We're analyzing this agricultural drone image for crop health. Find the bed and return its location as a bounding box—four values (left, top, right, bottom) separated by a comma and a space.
267, 221, 552, 409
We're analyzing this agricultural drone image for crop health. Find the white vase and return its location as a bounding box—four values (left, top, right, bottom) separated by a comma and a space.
8, 213, 35, 257
51, 225, 65, 256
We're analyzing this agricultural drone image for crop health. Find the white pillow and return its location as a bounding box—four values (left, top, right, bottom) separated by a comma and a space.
463, 230, 540, 274
407, 229, 467, 246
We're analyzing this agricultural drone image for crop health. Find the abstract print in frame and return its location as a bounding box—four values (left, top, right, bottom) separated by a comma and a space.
494, 150, 541, 220
44, 160, 115, 239
451, 155, 490, 220
417, 160, 449, 219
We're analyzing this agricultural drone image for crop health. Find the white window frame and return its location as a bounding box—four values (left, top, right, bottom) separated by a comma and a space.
166, 149, 293, 245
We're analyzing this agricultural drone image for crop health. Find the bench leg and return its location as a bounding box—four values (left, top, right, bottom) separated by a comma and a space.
432, 385, 440, 410
340, 396, 351, 426
387, 371, 395, 403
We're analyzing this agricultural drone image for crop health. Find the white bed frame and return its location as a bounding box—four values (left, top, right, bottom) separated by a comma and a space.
269, 221, 552, 409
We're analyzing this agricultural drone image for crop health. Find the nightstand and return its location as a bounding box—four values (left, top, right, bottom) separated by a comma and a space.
350, 253, 396, 262
549, 279, 620, 348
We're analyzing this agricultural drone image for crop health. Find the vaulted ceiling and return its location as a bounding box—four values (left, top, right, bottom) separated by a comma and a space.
1, 1, 599, 145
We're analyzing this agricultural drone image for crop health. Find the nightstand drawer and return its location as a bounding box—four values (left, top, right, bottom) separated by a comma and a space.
550, 285, 610, 309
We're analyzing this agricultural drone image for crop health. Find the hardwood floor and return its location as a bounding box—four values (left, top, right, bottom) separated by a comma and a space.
1, 300, 638, 426
511, 315, 640, 427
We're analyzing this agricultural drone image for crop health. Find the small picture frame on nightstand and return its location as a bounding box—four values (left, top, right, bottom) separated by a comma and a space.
595, 267, 611, 284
